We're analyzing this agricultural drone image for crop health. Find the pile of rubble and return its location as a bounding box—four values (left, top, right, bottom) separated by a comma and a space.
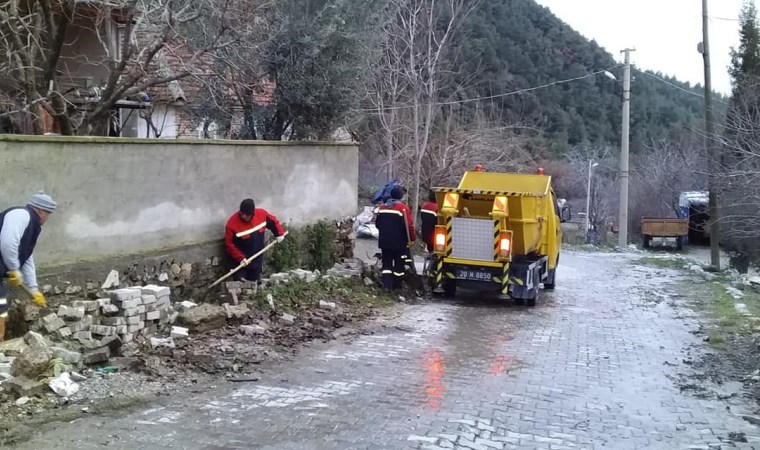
25, 285, 178, 366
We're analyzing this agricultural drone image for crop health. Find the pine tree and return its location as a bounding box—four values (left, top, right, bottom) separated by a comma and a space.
729, 1, 760, 89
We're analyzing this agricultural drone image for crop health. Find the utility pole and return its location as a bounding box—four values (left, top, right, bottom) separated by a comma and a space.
701, 0, 721, 270
618, 48, 634, 249
585, 159, 598, 238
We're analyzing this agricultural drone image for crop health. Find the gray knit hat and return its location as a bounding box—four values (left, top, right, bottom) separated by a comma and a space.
27, 191, 57, 213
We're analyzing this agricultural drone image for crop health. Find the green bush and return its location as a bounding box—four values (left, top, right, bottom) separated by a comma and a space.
305, 220, 337, 271
268, 225, 302, 273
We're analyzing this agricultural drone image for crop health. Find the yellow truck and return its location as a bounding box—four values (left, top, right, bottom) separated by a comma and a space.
429, 167, 563, 306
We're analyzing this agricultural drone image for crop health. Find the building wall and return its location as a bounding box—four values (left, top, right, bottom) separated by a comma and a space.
0, 136, 358, 267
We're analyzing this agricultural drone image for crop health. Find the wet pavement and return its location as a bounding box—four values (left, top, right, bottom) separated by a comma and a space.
14, 251, 760, 449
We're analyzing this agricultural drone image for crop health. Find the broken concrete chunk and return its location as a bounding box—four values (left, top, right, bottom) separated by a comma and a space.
241, 324, 266, 336
280, 313, 296, 326
23, 331, 49, 348
101, 270, 120, 290
50, 347, 82, 365
5, 376, 45, 397
319, 301, 336, 311
40, 314, 66, 333
64, 285, 82, 295
170, 326, 189, 339
269, 273, 289, 284
90, 325, 117, 336
150, 336, 175, 349
82, 348, 110, 365
179, 304, 227, 333
223, 303, 250, 320
146, 310, 160, 321
127, 322, 145, 333
11, 346, 53, 379
70, 371, 87, 382
57, 305, 85, 321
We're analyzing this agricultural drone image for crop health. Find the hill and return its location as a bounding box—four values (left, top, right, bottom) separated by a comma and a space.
454, 0, 706, 155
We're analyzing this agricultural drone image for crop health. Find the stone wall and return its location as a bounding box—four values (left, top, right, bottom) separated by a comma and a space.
0, 135, 358, 268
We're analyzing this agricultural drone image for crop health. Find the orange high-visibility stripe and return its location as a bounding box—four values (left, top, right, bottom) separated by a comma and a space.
443, 193, 458, 209
493, 196, 507, 213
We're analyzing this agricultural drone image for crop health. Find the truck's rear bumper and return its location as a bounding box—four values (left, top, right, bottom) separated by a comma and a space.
436, 256, 549, 298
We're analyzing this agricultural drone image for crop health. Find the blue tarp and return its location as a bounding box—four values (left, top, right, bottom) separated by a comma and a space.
371, 179, 403, 204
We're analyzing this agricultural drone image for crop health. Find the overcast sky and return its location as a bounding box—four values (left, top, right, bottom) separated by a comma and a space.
534, 0, 750, 94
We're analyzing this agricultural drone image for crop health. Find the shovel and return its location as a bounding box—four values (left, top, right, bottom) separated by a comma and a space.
209, 231, 289, 288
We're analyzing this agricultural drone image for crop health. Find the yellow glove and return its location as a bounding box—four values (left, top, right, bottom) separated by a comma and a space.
32, 291, 46, 308
6, 271, 22, 287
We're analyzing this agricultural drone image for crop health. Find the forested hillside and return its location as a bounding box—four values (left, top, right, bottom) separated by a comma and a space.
455, 0, 705, 154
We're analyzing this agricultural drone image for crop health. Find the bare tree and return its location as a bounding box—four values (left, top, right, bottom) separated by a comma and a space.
0, 0, 243, 135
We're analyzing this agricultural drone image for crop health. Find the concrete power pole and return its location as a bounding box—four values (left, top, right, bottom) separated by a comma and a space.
701, 0, 721, 270
618, 48, 634, 249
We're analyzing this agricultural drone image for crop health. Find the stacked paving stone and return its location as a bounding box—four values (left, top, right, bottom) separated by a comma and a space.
32, 284, 177, 365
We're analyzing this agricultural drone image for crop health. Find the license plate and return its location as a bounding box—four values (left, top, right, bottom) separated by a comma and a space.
456, 269, 493, 282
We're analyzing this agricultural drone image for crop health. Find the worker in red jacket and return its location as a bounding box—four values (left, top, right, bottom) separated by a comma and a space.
225, 198, 285, 283
376, 187, 415, 292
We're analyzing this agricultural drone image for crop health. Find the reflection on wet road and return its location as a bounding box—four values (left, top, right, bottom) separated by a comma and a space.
14, 251, 760, 449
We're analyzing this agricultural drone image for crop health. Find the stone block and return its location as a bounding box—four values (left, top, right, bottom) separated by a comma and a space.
150, 337, 175, 349
53, 327, 72, 340
40, 313, 66, 333
127, 322, 145, 333
23, 331, 49, 348
58, 305, 85, 322
142, 285, 170, 298
74, 331, 92, 342
319, 301, 336, 311
50, 347, 82, 365
101, 316, 126, 326
116, 325, 128, 335
121, 306, 140, 317
146, 310, 161, 321
116, 298, 142, 310
90, 325, 117, 336
223, 303, 250, 320
99, 335, 122, 352
101, 304, 120, 316
170, 326, 189, 338
107, 288, 140, 302
69, 315, 93, 333
179, 301, 198, 311
72, 300, 99, 313
126, 316, 142, 325
121, 333, 134, 344
141, 295, 157, 305
4, 376, 45, 397
136, 305, 146, 314
11, 346, 53, 378
280, 313, 296, 326
101, 270, 119, 290
82, 348, 110, 365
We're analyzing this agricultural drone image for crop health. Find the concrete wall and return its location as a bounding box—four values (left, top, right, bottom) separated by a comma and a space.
0, 136, 358, 267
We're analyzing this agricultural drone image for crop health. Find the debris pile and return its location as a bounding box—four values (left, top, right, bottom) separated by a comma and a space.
26, 285, 177, 365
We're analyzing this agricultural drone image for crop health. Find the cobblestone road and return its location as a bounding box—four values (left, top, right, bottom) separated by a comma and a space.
14, 252, 760, 449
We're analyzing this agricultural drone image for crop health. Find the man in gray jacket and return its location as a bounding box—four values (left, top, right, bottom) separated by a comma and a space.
0, 192, 56, 340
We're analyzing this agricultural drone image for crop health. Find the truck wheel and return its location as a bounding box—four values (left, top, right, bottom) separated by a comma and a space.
443, 279, 457, 298
527, 289, 538, 307
643, 236, 650, 249
544, 269, 556, 290
676, 236, 684, 251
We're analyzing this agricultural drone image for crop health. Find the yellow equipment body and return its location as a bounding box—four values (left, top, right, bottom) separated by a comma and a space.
430, 169, 563, 305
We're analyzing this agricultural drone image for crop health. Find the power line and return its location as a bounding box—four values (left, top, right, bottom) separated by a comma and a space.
362, 66, 621, 113
636, 69, 731, 105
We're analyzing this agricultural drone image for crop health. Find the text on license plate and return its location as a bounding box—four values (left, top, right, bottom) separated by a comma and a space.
456, 269, 492, 281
